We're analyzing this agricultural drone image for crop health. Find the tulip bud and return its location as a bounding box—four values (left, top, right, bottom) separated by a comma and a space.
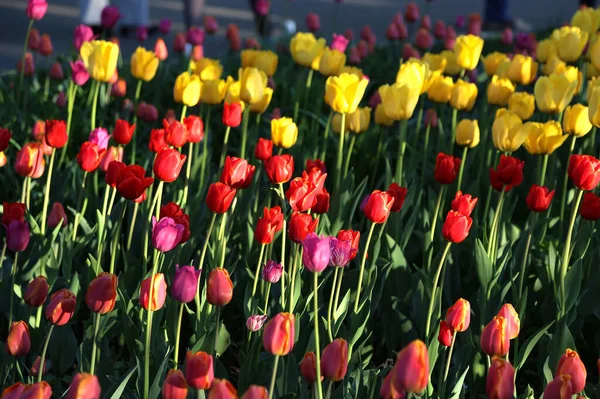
489, 155, 525, 192
206, 182, 236, 214
86, 273, 118, 314
415, 28, 433, 50
45, 119, 68, 149
140, 273, 167, 311
172, 265, 201, 303
185, 351, 214, 390
580, 192, 600, 220
331, 33, 349, 53
455, 119, 480, 148
480, 316, 510, 357
45, 289, 76, 325
328, 237, 355, 267
66, 373, 101, 399
187, 27, 205, 46
112, 119, 135, 146
300, 352, 319, 383
1, 382, 28, 398
386, 183, 407, 213
89, 127, 110, 150
263, 312, 295, 355
555, 349, 587, 393
442, 210, 472, 244
321, 338, 348, 381
111, 79, 127, 97
6, 220, 30, 252
246, 314, 268, 332
49, 62, 64, 80
163, 120, 189, 148
208, 379, 237, 399
158, 18, 171, 34
73, 24, 93, 51
445, 298, 471, 332
363, 190, 395, 224
380, 370, 405, 399
241, 385, 268, 399
17, 52, 35, 77
101, 5, 120, 29
162, 369, 188, 399
174, 33, 186, 53
404, 2, 419, 22
184, 115, 204, 143
30, 356, 48, 376
264, 154, 294, 184
136, 26, 148, 42
204, 16, 218, 34
70, 60, 90, 86
568, 154, 600, 191
152, 216, 185, 252
20, 381, 52, 399
223, 102, 243, 128
207, 268, 233, 306
27, 0, 47, 20
486, 357, 515, 399
77, 142, 106, 172
24, 276, 49, 307
302, 233, 331, 273
154, 148, 186, 183
451, 192, 478, 217
262, 260, 283, 283
392, 340, 429, 393
544, 375, 573, 399
255, 138, 273, 161
221, 156, 256, 189
434, 153, 461, 184
6, 321, 30, 357
438, 320, 453, 347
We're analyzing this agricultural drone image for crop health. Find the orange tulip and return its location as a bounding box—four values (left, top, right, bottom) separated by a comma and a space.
263, 312, 296, 356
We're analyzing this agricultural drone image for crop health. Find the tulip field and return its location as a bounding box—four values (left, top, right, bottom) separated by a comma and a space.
3, 1, 600, 398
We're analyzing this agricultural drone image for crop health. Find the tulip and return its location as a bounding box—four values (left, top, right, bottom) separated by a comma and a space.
37, 34, 53, 56
441, 210, 472, 243
246, 315, 268, 331
569, 154, 600, 191
290, 32, 326, 67
534, 74, 578, 114
6, 321, 30, 357
49, 62, 64, 80
438, 320, 453, 347
0, 128, 11, 152
363, 190, 394, 224
77, 142, 105, 172
285, 212, 317, 244
66, 373, 101, 399
171, 265, 202, 303
206, 182, 236, 214
112, 119, 135, 145
481, 316, 510, 356
392, 340, 429, 393
249, 51, 279, 77
445, 298, 471, 332
286, 173, 326, 212
506, 54, 538, 85
490, 155, 524, 192
321, 338, 348, 381
130, 47, 159, 82
507, 92, 535, 120
6, 220, 30, 252
68, 61, 89, 87
239, 67, 267, 105
162, 120, 188, 148
89, 127, 110, 150
492, 112, 525, 152
158, 203, 190, 244
185, 351, 214, 389
386, 183, 407, 213
249, 87, 273, 114
454, 34, 484, 70
184, 115, 204, 143
346, 107, 371, 133
317, 47, 346, 77
208, 379, 237, 399
523, 121, 568, 155
15, 142, 45, 178
20, 382, 52, 399
203, 15, 218, 34
115, 164, 154, 200
174, 72, 202, 107
555, 349, 587, 393
300, 352, 319, 383
28, 28, 40, 51
558, 105, 588, 139
254, 212, 282, 245
79, 40, 119, 83
193, 58, 223, 81
450, 79, 478, 111
497, 303, 520, 339
186, 26, 204, 45
46, 289, 76, 325
220, 157, 255, 189
86, 272, 118, 314
486, 357, 515, 399
162, 369, 188, 399
151, 216, 185, 252
140, 273, 167, 311
544, 375, 573, 399
100, 5, 120, 28
270, 117, 298, 148
172, 33, 186, 53
241, 385, 268, 399
380, 371, 405, 399
483, 52, 510, 77
255, 138, 273, 161
434, 153, 461, 184
325, 73, 368, 114
2, 382, 28, 399
263, 312, 295, 355
153, 148, 186, 183
301, 233, 331, 273
262, 260, 283, 284
24, 276, 49, 307
264, 154, 295, 184
526, 185, 554, 213
73, 24, 94, 52
223, 102, 243, 128
329, 237, 356, 267
331, 33, 349, 53
207, 268, 233, 306
426, 74, 453, 104
2, 203, 25, 225
27, 0, 47, 20
17, 52, 35, 77
487, 75, 515, 106
551, 26, 588, 63
455, 119, 480, 148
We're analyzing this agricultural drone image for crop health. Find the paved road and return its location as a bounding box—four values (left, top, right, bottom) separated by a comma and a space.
0, 0, 577, 71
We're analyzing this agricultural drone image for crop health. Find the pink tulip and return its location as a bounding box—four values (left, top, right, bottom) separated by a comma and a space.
73, 24, 94, 51
331, 33, 349, 52
26, 0, 47, 20
151, 216, 185, 252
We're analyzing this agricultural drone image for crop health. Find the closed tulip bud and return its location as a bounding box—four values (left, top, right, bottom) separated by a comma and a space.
172, 265, 201, 303
404, 2, 419, 22
427, 74, 453, 104
481, 316, 510, 356
497, 303, 520, 339
434, 153, 461, 184
130, 47, 159, 82
490, 155, 524, 192
290, 32, 326, 67
20, 382, 52, 399
0, 128, 11, 152
135, 26, 148, 42
287, 212, 318, 244
6, 220, 30, 252
240, 67, 267, 105
246, 315, 268, 331
255, 138, 273, 161
445, 298, 471, 332
580, 192, 600, 221
544, 375, 573, 399
451, 192, 478, 217
271, 117, 298, 148
173, 33, 186, 53
385, 183, 407, 213
437, 320, 453, 347
507, 54, 538, 85
27, 0, 47, 20
49, 62, 64, 80
140, 273, 167, 311
153, 148, 186, 183
17, 52, 35, 77
262, 260, 283, 283
507, 92, 535, 120
86, 273, 118, 314
206, 182, 236, 214
45, 289, 76, 325
302, 233, 331, 273
241, 385, 268, 399
534, 74, 578, 114
174, 72, 202, 107
207, 268, 233, 306
263, 312, 295, 355
202, 15, 218, 34
38, 34, 53, 56
73, 24, 93, 51
392, 340, 429, 393
6, 321, 30, 357
30, 356, 48, 376
152, 216, 185, 252
151, 38, 168, 61
556, 349, 587, 393
318, 48, 346, 76
3, 203, 27, 225
305, 12, 320, 32
487, 75, 516, 106
2, 382, 28, 399
559, 105, 588, 138
80, 40, 118, 83
486, 357, 515, 399
415, 28, 433, 50
162, 369, 188, 399
112, 119, 135, 145
115, 164, 154, 200
321, 338, 348, 381
551, 26, 588, 63
569, 154, 600, 191
450, 79, 478, 111
223, 102, 243, 127
526, 185, 555, 212
380, 370, 405, 399
208, 379, 237, 399
264, 154, 294, 184
325, 73, 369, 114
65, 373, 101, 399
455, 119, 480, 148
202, 78, 230, 105
162, 120, 188, 148
313, 189, 331, 214
442, 210, 472, 243
183, 116, 204, 143
24, 276, 49, 307
77, 142, 106, 172
185, 351, 214, 390
28, 28, 40, 51
15, 143, 45, 178
44, 119, 67, 149
300, 352, 319, 383
492, 111, 526, 152
89, 127, 110, 150
453, 34, 484, 71
100, 5, 120, 28
483, 52, 510, 77
363, 190, 394, 224
331, 33, 349, 53
424, 109, 438, 128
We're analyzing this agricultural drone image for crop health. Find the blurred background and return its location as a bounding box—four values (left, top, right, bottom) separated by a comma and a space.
0, 0, 578, 70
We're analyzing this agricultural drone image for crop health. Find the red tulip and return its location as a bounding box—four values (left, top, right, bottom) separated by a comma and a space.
115, 164, 154, 200
2, 202, 26, 225
255, 138, 273, 161
486, 357, 515, 399
65, 373, 101, 399
20, 381, 52, 399
106, 162, 126, 188
140, 273, 167, 311
113, 119, 135, 145
154, 148, 186, 182
45, 289, 77, 325
438, 320, 453, 347
415, 28, 433, 49
44, 120, 67, 148
387, 183, 407, 212
555, 349, 587, 393
434, 153, 461, 185
223, 102, 243, 127
38, 34, 53, 56
17, 52, 35, 77
241, 385, 268, 399
525, 184, 555, 212
206, 182, 236, 214
24, 276, 49, 307
288, 212, 319, 243
149, 128, 169, 153
321, 338, 348, 381
434, 20, 447, 39
489, 155, 524, 192
208, 379, 237, 399
312, 188, 330, 214
207, 268, 233, 306
185, 351, 214, 390
441, 210, 472, 243
6, 321, 30, 357
363, 190, 395, 224
162, 369, 188, 399
15, 143, 45, 178
160, 202, 191, 243
264, 154, 294, 184
392, 340, 429, 393
1, 382, 28, 399
111, 78, 127, 97
86, 272, 118, 314
77, 141, 106, 172
569, 155, 600, 191
286, 172, 326, 212
0, 128, 12, 152
254, 206, 284, 244
163, 119, 189, 148
306, 12, 320, 32
263, 312, 295, 356
445, 298, 471, 332
221, 156, 256, 189
204, 16, 219, 35
300, 352, 319, 383
405, 2, 419, 22
480, 316, 510, 357
184, 115, 204, 143
497, 303, 520, 339
544, 375, 574, 399
579, 192, 600, 220
451, 191, 478, 217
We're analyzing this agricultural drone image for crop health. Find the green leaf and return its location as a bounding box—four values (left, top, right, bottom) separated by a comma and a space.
475, 239, 492, 291
548, 319, 575, 371
448, 365, 470, 399
106, 364, 138, 399
563, 260, 582, 314
515, 321, 554, 370
149, 347, 172, 399
385, 234, 407, 269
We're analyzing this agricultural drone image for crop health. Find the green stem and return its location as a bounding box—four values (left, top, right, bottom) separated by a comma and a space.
38, 325, 54, 382
252, 244, 266, 296
327, 267, 339, 342
263, 284, 272, 314
199, 108, 211, 192
18, 19, 34, 103
333, 268, 344, 314
96, 184, 111, 268
144, 253, 160, 399
72, 172, 88, 241
424, 242, 452, 342
430, 185, 447, 242
131, 80, 143, 164
450, 108, 458, 153
334, 113, 346, 196
109, 203, 127, 275
288, 245, 300, 313
241, 107, 250, 159
440, 331, 457, 398
487, 189, 506, 263
148, 181, 164, 222
127, 202, 140, 250
279, 183, 287, 308
539, 154, 549, 187
559, 189, 584, 317
90, 80, 101, 131
354, 222, 376, 313
268, 355, 280, 399
560, 136, 577, 237
313, 272, 324, 399
59, 81, 75, 167
195, 213, 217, 324
219, 126, 232, 168
182, 142, 194, 207
40, 149, 56, 236
320, 110, 334, 160
395, 120, 408, 185
343, 134, 356, 179
517, 215, 537, 302
90, 313, 100, 375
173, 303, 184, 369
455, 146, 468, 193
8, 252, 18, 331
213, 306, 221, 357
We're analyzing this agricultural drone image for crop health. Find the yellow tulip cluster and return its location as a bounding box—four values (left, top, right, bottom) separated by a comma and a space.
241, 50, 279, 77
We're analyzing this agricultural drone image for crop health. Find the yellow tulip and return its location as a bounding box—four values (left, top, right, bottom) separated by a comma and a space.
522, 121, 568, 155
495, 108, 520, 119
483, 52, 510, 77
225, 81, 245, 111
290, 32, 326, 67
564, 104, 593, 136
201, 77, 233, 105
427, 74, 453, 104
450, 79, 478, 111
347, 107, 372, 133
586, 62, 600, 79
253, 50, 279, 77
239, 67, 267, 105
551, 26, 588, 62
487, 75, 515, 106
130, 47, 159, 82
422, 53, 448, 73
508, 92, 535, 120
454, 34, 484, 71
325, 73, 368, 114
588, 87, 600, 127
241, 50, 257, 68
571, 7, 600, 36
536, 39, 558, 63
311, 46, 325, 71
192, 58, 223, 81
396, 61, 427, 94
249, 87, 273, 114
173, 72, 202, 107
271, 117, 298, 148
507, 54, 538, 85
542, 55, 567, 76
587, 77, 600, 103
379, 81, 421, 121
319, 47, 346, 76
441, 50, 461, 75
492, 112, 526, 152
80, 40, 119, 82
374, 104, 394, 126
557, 66, 583, 94
588, 40, 600, 74
534, 74, 578, 114
332, 113, 349, 134
339, 66, 364, 79
456, 119, 480, 148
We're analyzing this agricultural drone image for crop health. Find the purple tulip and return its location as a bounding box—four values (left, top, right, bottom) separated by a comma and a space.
6, 220, 30, 252
159, 19, 172, 34
262, 260, 283, 283
455, 15, 465, 29
151, 216, 185, 252
70, 61, 89, 86
26, 0, 48, 21
172, 265, 201, 303
136, 26, 148, 42
255, 0, 269, 16
329, 237, 355, 267
331, 33, 349, 53
246, 315, 268, 331
89, 128, 110, 150
73, 24, 94, 51
186, 27, 205, 46
302, 233, 331, 273
101, 6, 120, 29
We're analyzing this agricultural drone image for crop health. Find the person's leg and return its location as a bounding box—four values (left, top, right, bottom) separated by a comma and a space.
184, 0, 205, 28
80, 0, 108, 25
484, 0, 509, 24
